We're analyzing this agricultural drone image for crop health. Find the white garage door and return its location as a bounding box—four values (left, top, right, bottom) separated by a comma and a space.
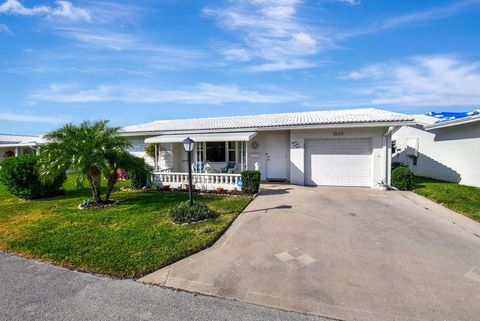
305, 138, 372, 187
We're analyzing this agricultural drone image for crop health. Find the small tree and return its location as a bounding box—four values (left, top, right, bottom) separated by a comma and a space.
104, 151, 151, 201
39, 121, 131, 203
144, 143, 156, 159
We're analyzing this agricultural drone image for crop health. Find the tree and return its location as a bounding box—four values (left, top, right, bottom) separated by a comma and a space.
103, 151, 150, 202
38, 121, 131, 203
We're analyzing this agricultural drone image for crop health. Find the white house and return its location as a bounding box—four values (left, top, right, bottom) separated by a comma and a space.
120, 108, 413, 190
392, 112, 480, 187
0, 134, 44, 163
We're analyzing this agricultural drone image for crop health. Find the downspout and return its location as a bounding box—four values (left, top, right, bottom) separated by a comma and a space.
383, 126, 398, 187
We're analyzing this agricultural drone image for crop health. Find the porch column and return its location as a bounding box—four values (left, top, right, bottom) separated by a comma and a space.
240, 141, 244, 170
14, 147, 19, 157
245, 141, 248, 170
36, 147, 40, 155
154, 144, 158, 170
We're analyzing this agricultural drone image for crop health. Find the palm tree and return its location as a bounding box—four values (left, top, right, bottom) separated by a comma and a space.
39, 121, 131, 203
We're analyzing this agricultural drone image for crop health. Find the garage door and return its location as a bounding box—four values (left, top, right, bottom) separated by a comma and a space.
305, 138, 372, 187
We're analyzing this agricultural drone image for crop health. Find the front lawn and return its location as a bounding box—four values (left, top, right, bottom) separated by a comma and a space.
414, 176, 480, 222
0, 179, 251, 278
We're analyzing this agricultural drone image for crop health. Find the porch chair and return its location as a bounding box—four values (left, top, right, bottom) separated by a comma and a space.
221, 161, 237, 173
192, 161, 206, 173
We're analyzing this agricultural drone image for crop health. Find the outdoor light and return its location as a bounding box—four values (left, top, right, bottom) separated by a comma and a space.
183, 137, 195, 206
183, 137, 195, 152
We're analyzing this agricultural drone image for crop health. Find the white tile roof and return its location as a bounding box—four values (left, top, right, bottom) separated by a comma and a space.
0, 134, 39, 144
120, 108, 413, 134
412, 115, 438, 126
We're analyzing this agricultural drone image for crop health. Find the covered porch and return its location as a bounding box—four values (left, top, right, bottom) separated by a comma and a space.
145, 132, 257, 191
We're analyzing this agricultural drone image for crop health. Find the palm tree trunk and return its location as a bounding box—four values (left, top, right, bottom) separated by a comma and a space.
105, 170, 118, 202
87, 169, 102, 203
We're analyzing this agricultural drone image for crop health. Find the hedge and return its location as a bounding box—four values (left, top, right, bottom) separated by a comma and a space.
241, 170, 261, 194
0, 154, 66, 199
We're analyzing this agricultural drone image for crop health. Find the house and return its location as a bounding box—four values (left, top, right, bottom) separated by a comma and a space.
120, 108, 413, 190
392, 111, 480, 187
0, 134, 44, 163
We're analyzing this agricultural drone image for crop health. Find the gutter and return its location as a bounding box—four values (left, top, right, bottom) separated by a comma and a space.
425, 115, 480, 130
119, 120, 416, 137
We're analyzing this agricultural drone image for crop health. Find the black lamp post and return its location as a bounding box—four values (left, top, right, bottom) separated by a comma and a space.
183, 137, 195, 206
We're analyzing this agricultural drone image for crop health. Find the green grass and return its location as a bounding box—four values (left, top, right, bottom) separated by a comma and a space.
0, 178, 251, 278
414, 176, 480, 222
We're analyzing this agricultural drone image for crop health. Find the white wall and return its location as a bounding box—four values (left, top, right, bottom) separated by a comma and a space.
393, 123, 480, 187
127, 127, 391, 188
290, 127, 390, 188
246, 130, 290, 180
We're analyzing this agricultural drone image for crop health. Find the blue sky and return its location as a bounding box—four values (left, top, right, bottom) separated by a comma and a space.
1, 0, 480, 135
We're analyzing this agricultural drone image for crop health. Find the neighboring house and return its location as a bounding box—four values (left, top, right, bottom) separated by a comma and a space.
120, 108, 413, 190
392, 112, 480, 187
0, 134, 44, 163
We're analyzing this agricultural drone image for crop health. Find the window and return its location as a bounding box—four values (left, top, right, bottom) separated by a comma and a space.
206, 142, 225, 162
228, 141, 236, 162
196, 142, 205, 162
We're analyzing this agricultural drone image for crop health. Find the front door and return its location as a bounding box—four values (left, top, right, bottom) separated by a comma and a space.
266, 134, 288, 180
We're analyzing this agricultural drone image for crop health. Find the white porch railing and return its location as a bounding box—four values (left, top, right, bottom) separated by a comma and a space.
153, 171, 242, 191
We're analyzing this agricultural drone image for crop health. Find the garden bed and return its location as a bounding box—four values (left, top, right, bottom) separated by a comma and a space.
78, 199, 119, 209
121, 185, 251, 196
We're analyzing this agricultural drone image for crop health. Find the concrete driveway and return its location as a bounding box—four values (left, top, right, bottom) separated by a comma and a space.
140, 184, 480, 321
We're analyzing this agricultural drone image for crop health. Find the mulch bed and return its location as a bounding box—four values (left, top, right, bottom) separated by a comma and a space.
120, 186, 250, 196
78, 200, 119, 210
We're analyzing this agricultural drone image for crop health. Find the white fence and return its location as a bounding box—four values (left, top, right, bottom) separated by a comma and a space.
153, 171, 242, 191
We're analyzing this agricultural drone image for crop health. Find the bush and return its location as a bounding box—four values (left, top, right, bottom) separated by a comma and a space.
0, 154, 66, 199
170, 200, 215, 224
124, 155, 151, 188
391, 166, 414, 191
241, 170, 261, 194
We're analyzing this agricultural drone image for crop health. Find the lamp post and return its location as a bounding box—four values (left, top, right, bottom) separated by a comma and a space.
183, 137, 195, 206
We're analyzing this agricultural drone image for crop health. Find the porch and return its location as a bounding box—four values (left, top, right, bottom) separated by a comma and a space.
145, 132, 257, 191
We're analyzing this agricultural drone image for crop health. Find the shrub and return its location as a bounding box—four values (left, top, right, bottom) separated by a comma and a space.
391, 166, 414, 191
124, 155, 151, 189
0, 154, 66, 199
241, 170, 261, 194
170, 201, 215, 224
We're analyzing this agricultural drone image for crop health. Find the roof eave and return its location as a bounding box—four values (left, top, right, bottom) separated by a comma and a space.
425, 116, 480, 130
119, 120, 415, 136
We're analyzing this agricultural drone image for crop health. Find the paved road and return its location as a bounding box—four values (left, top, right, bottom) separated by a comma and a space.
0, 252, 332, 321
141, 184, 480, 321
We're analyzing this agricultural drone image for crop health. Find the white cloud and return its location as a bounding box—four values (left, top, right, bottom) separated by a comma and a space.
50, 1, 90, 22
31, 83, 301, 105
204, 0, 328, 71
0, 0, 91, 22
332, 0, 361, 5
0, 112, 66, 123
340, 55, 480, 107
338, 0, 480, 39
0, 23, 13, 35
249, 60, 317, 72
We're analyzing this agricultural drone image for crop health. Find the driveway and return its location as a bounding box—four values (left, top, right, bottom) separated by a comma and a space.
0, 252, 330, 321
140, 184, 480, 321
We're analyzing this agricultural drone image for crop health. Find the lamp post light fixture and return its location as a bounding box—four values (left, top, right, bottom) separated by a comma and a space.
182, 137, 195, 206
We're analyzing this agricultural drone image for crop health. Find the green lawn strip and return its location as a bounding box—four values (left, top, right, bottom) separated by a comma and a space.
0, 180, 252, 278
413, 176, 480, 222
